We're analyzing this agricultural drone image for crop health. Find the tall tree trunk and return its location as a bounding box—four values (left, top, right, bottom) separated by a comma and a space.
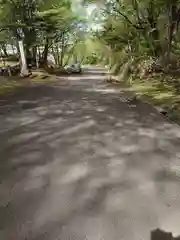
167, 5, 178, 58
55, 43, 60, 66
16, 40, 20, 56
63, 45, 76, 67
42, 39, 49, 67
1, 44, 8, 57
25, 45, 32, 69
37, 46, 41, 59
60, 33, 65, 67
18, 40, 29, 76
11, 44, 15, 55
147, 1, 161, 56
32, 46, 37, 67
51, 46, 58, 65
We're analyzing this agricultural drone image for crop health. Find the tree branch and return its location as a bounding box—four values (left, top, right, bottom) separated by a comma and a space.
111, 0, 144, 29
114, 9, 144, 29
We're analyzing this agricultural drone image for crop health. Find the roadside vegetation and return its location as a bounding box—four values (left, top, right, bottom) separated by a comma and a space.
0, 0, 100, 96
1, 0, 180, 123
85, 0, 180, 123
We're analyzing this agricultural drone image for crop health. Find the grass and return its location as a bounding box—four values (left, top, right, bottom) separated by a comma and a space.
129, 73, 180, 123
0, 61, 19, 68
109, 70, 180, 123
0, 80, 22, 96
0, 72, 58, 97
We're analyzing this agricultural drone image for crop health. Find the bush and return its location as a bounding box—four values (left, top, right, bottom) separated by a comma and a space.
7, 55, 19, 62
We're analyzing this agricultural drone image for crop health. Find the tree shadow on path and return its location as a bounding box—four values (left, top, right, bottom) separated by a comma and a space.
1, 73, 180, 240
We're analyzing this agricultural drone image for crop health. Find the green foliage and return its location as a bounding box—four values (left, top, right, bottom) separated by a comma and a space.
85, 0, 180, 75
0, 0, 87, 67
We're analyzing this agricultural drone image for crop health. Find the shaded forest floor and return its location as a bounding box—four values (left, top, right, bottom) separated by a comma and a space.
109, 73, 180, 125
0, 71, 58, 98
1, 68, 180, 126
1, 67, 180, 240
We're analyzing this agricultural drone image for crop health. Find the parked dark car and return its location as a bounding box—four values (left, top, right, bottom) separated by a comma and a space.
66, 63, 82, 73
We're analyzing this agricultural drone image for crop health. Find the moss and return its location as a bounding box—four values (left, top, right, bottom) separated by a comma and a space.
30, 75, 57, 84
0, 73, 57, 97
129, 74, 180, 124
0, 81, 22, 96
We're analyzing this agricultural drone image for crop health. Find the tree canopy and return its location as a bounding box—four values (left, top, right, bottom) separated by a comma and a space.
0, 0, 87, 67
84, 0, 180, 76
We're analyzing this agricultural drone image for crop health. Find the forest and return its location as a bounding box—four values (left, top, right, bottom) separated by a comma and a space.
90, 0, 180, 122
0, 0, 180, 121
0, 0, 98, 72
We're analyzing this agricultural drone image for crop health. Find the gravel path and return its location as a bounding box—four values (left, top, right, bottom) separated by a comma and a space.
0, 68, 180, 240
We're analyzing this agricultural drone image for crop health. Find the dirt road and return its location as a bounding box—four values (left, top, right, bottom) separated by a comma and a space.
0, 68, 180, 240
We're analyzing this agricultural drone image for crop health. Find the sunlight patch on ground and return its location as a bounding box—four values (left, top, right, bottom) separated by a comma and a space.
9, 131, 40, 144
66, 75, 105, 81
85, 88, 120, 93
137, 128, 157, 138
60, 119, 95, 135
5, 113, 40, 130
96, 107, 107, 112
61, 163, 90, 184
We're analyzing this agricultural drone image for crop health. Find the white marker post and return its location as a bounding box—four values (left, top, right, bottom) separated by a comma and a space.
17, 27, 29, 77
19, 40, 29, 76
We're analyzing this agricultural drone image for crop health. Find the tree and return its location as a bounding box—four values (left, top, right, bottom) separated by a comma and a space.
84, 0, 180, 76
0, 0, 83, 68
36, 2, 82, 66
